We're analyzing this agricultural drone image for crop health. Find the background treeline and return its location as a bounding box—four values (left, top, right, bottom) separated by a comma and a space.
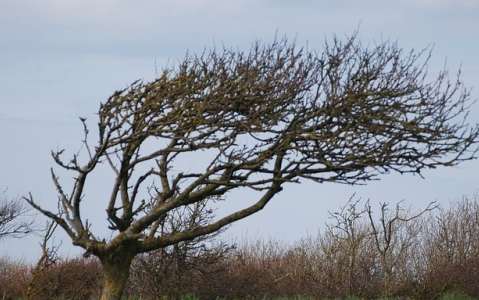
2, 194, 479, 300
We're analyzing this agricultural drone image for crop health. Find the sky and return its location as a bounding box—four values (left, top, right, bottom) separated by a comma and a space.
1, 0, 478, 262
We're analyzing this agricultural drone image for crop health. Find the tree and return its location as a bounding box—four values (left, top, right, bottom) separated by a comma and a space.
322, 196, 372, 297
0, 187, 34, 241
365, 200, 437, 297
24, 34, 479, 300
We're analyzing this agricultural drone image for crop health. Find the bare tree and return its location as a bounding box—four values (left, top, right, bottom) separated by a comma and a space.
0, 187, 35, 241
366, 200, 437, 297
24, 34, 479, 300
428, 194, 479, 265
323, 196, 372, 297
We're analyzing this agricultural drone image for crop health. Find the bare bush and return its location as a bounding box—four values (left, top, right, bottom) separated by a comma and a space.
419, 194, 479, 298
425, 194, 479, 265
128, 240, 234, 300
366, 200, 437, 298
25, 256, 103, 300
2, 194, 479, 300
0, 255, 29, 300
127, 197, 234, 300
26, 221, 61, 300
319, 196, 377, 298
121, 195, 477, 300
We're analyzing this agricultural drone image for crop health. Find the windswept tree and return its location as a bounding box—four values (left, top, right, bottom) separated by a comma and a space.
25, 35, 479, 300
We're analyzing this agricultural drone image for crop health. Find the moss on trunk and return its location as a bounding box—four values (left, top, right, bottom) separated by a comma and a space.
99, 252, 135, 300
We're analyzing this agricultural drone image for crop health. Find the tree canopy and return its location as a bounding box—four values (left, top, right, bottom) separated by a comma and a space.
25, 35, 479, 300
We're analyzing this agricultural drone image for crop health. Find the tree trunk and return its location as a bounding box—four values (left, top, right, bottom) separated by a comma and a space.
99, 252, 135, 300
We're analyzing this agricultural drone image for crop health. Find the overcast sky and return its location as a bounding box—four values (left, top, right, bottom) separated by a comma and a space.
1, 0, 478, 262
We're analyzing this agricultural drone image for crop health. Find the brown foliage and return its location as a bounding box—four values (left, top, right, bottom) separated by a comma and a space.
421, 256, 479, 299
4, 194, 479, 299
128, 241, 234, 300
0, 256, 29, 300
121, 194, 478, 300
26, 257, 103, 300
0, 256, 102, 300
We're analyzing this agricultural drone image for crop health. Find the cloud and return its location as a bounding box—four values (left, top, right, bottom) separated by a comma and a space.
1, 0, 478, 121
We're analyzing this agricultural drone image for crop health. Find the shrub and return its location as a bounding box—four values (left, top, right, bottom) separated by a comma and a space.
0, 255, 29, 300
26, 256, 102, 300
